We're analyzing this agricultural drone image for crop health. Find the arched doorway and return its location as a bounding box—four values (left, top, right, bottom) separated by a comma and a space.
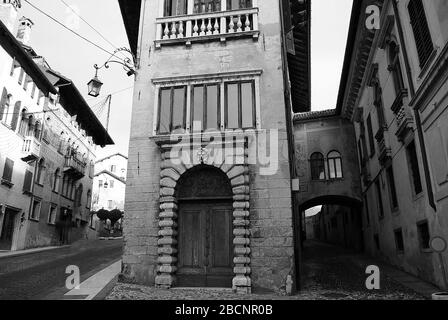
175, 165, 234, 288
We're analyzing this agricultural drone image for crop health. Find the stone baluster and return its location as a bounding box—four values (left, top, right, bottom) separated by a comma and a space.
244, 14, 251, 31
178, 20, 184, 38
213, 18, 220, 35
163, 22, 170, 39
193, 19, 199, 37
200, 18, 206, 36
206, 18, 213, 35
236, 15, 243, 32
170, 22, 177, 39
229, 16, 235, 33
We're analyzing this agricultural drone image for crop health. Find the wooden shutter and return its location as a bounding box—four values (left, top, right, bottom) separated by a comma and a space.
10, 101, 21, 131
0, 88, 8, 121
23, 170, 33, 193
408, 0, 434, 67
3, 158, 14, 182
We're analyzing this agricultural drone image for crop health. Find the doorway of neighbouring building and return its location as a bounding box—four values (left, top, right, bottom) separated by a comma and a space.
0, 207, 19, 251
176, 165, 234, 288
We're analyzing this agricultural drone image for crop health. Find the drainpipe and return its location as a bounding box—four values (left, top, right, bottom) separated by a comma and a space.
391, 0, 436, 212
278, 0, 303, 292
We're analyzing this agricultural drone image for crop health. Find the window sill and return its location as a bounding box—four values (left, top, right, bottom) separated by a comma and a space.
47, 222, 56, 226
52, 191, 59, 195
23, 190, 33, 196
412, 192, 424, 202
421, 248, 433, 254
29, 218, 40, 223
1, 179, 14, 188
35, 183, 44, 188
391, 209, 400, 217
417, 48, 438, 80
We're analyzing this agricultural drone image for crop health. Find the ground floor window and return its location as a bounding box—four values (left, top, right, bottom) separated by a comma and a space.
48, 205, 57, 225
417, 221, 430, 250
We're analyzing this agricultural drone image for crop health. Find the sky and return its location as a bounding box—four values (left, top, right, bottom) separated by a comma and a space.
20, 0, 353, 159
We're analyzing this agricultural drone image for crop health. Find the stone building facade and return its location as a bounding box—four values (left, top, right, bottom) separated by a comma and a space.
0, 1, 113, 251
118, 0, 312, 293
118, 0, 448, 293
338, 0, 448, 290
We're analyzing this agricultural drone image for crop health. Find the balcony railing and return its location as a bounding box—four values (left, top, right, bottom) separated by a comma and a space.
64, 155, 86, 180
21, 136, 41, 163
375, 128, 392, 165
155, 8, 259, 47
395, 106, 414, 143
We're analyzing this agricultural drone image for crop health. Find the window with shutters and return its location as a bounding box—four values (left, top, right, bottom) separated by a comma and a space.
375, 179, 385, 220
53, 169, 61, 193
310, 152, 325, 181
1, 158, 14, 187
386, 165, 399, 211
30, 198, 41, 221
408, 0, 434, 68
36, 159, 45, 186
387, 41, 406, 98
48, 205, 57, 225
406, 140, 423, 196
23, 170, 33, 195
366, 115, 376, 157
0, 88, 12, 126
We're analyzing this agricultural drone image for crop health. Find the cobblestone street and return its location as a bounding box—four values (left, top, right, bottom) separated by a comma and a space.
106, 241, 426, 300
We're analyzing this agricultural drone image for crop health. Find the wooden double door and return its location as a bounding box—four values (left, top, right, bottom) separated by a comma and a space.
177, 201, 233, 288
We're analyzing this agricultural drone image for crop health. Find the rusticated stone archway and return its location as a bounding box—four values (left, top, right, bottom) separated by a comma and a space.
154, 139, 252, 293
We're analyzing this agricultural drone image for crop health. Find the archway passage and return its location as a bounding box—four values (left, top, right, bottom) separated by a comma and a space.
176, 165, 234, 288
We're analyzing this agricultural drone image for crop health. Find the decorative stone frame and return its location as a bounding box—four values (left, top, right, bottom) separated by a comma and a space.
154, 134, 252, 293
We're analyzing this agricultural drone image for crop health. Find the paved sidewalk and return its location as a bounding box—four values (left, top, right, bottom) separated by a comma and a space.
0, 245, 70, 259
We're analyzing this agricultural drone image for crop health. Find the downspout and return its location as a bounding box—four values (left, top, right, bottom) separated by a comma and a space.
391, 0, 436, 212
278, 0, 303, 292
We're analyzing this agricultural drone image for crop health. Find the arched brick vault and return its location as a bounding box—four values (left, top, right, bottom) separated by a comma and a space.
155, 146, 252, 294
299, 195, 363, 212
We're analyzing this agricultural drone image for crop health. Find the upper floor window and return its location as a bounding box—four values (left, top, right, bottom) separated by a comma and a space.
36, 159, 46, 185
225, 81, 255, 130
406, 140, 423, 196
327, 151, 343, 179
310, 152, 325, 181
0, 88, 12, 125
164, 0, 187, 16
153, 72, 260, 135
387, 42, 405, 96
158, 86, 187, 134
227, 0, 252, 10
194, 0, 221, 13
408, 0, 434, 68
53, 168, 61, 192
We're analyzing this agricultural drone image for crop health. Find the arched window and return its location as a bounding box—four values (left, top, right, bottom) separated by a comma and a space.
328, 151, 343, 179
310, 152, 325, 180
26, 115, 34, 136
388, 41, 405, 97
53, 168, 61, 192
18, 108, 29, 136
34, 121, 41, 139
86, 190, 92, 209
0, 90, 12, 124
75, 184, 83, 207
37, 158, 45, 185
10, 101, 21, 131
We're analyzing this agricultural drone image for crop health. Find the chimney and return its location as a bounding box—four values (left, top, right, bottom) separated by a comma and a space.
0, 0, 21, 33
16, 16, 33, 45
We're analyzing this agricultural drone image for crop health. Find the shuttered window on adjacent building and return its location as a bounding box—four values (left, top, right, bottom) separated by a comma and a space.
23, 170, 33, 194
408, 0, 434, 68
2, 158, 14, 182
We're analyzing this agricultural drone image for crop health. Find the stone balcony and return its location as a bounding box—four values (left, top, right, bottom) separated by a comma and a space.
155, 7, 259, 48
395, 106, 414, 143
64, 155, 86, 180
21, 136, 41, 163
375, 127, 392, 166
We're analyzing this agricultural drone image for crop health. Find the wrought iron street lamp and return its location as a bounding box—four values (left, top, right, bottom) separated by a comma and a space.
88, 47, 136, 97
